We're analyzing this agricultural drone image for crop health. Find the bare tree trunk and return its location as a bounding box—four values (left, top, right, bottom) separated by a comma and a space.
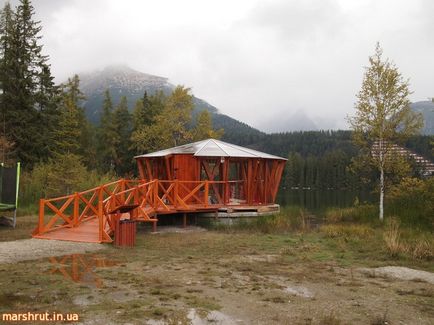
379, 165, 384, 221
379, 139, 384, 221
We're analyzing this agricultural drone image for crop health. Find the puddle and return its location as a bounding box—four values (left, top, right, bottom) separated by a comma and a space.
284, 285, 314, 298
187, 308, 241, 324
48, 254, 117, 288
244, 254, 279, 263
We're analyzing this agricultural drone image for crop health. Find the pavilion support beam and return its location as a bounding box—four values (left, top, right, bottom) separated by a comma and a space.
183, 213, 187, 228
264, 160, 268, 204
250, 160, 260, 204
247, 160, 253, 205
137, 159, 146, 180
164, 156, 172, 180
145, 160, 153, 180
223, 158, 229, 204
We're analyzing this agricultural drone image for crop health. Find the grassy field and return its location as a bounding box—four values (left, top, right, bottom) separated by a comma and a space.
0, 209, 433, 324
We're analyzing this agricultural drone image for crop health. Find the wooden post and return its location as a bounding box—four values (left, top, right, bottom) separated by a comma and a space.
133, 188, 139, 220
247, 160, 252, 205
264, 161, 268, 204
137, 159, 146, 179
154, 180, 159, 209
39, 199, 45, 234
120, 179, 126, 205
73, 193, 79, 226
98, 186, 104, 242
204, 181, 209, 207
174, 179, 179, 208
183, 213, 187, 228
223, 158, 229, 204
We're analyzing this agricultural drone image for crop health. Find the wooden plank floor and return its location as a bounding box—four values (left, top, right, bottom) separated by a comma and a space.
33, 218, 101, 243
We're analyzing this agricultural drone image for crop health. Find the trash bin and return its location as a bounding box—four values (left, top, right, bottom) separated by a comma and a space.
114, 219, 136, 247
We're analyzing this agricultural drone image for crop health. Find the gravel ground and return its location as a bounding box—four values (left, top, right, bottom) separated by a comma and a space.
359, 266, 434, 284
0, 238, 104, 264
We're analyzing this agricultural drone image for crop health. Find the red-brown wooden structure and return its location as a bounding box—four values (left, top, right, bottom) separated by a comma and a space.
32, 139, 286, 243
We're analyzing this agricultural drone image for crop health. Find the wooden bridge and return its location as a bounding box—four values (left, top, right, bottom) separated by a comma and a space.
32, 177, 274, 243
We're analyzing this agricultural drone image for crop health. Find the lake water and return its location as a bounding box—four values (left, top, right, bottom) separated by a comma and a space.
276, 189, 375, 211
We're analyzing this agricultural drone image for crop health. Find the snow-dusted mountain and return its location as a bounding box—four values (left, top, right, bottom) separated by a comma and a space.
78, 65, 217, 123
77, 65, 263, 142
80, 65, 170, 96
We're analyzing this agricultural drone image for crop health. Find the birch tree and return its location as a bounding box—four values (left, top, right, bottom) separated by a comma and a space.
349, 43, 423, 221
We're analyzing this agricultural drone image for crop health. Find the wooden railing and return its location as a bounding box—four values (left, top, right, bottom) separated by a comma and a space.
33, 179, 145, 242
33, 179, 247, 242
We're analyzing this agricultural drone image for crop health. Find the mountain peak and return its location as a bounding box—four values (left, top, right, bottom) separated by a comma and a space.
77, 66, 220, 123
79, 65, 171, 98
102, 64, 137, 73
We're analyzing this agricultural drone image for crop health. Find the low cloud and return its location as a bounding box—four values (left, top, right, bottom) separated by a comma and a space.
1, 0, 432, 131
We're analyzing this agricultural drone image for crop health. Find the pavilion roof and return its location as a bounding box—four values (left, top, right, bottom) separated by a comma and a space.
134, 139, 286, 160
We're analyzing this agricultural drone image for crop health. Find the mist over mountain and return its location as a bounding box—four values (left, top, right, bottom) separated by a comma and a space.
258, 110, 318, 133
79, 65, 218, 123
77, 65, 433, 136
77, 65, 263, 140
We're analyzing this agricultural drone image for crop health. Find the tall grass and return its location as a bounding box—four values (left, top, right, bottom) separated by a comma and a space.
320, 224, 374, 240
324, 204, 377, 224
383, 217, 434, 260
383, 217, 401, 257
386, 177, 434, 230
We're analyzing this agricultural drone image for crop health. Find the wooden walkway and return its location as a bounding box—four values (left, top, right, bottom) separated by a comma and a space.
32, 179, 278, 243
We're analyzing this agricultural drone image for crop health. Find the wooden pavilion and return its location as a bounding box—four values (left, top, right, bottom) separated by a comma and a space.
33, 139, 286, 243
135, 139, 286, 207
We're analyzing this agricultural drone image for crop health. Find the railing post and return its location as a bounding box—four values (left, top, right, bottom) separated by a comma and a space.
133, 188, 139, 219
204, 181, 209, 207
154, 180, 158, 209
39, 199, 45, 234
73, 192, 79, 226
174, 179, 179, 208
98, 186, 104, 242
120, 179, 126, 205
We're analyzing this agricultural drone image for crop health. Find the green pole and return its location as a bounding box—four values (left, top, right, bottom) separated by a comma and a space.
15, 162, 20, 207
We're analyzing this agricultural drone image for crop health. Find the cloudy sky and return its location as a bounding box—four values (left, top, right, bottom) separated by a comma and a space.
2, 0, 433, 131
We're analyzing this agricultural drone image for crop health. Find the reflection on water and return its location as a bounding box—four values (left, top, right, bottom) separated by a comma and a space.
48, 254, 117, 288
277, 189, 375, 211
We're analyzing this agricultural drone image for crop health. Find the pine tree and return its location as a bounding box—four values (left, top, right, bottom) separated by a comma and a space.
64, 75, 94, 166
51, 97, 82, 157
146, 90, 165, 125
97, 90, 119, 172
112, 96, 133, 175
132, 98, 145, 132
0, 0, 57, 166
132, 91, 151, 131
0, 3, 15, 157
51, 77, 84, 157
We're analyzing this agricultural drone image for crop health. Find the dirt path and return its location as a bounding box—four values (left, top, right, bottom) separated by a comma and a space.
0, 238, 103, 264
